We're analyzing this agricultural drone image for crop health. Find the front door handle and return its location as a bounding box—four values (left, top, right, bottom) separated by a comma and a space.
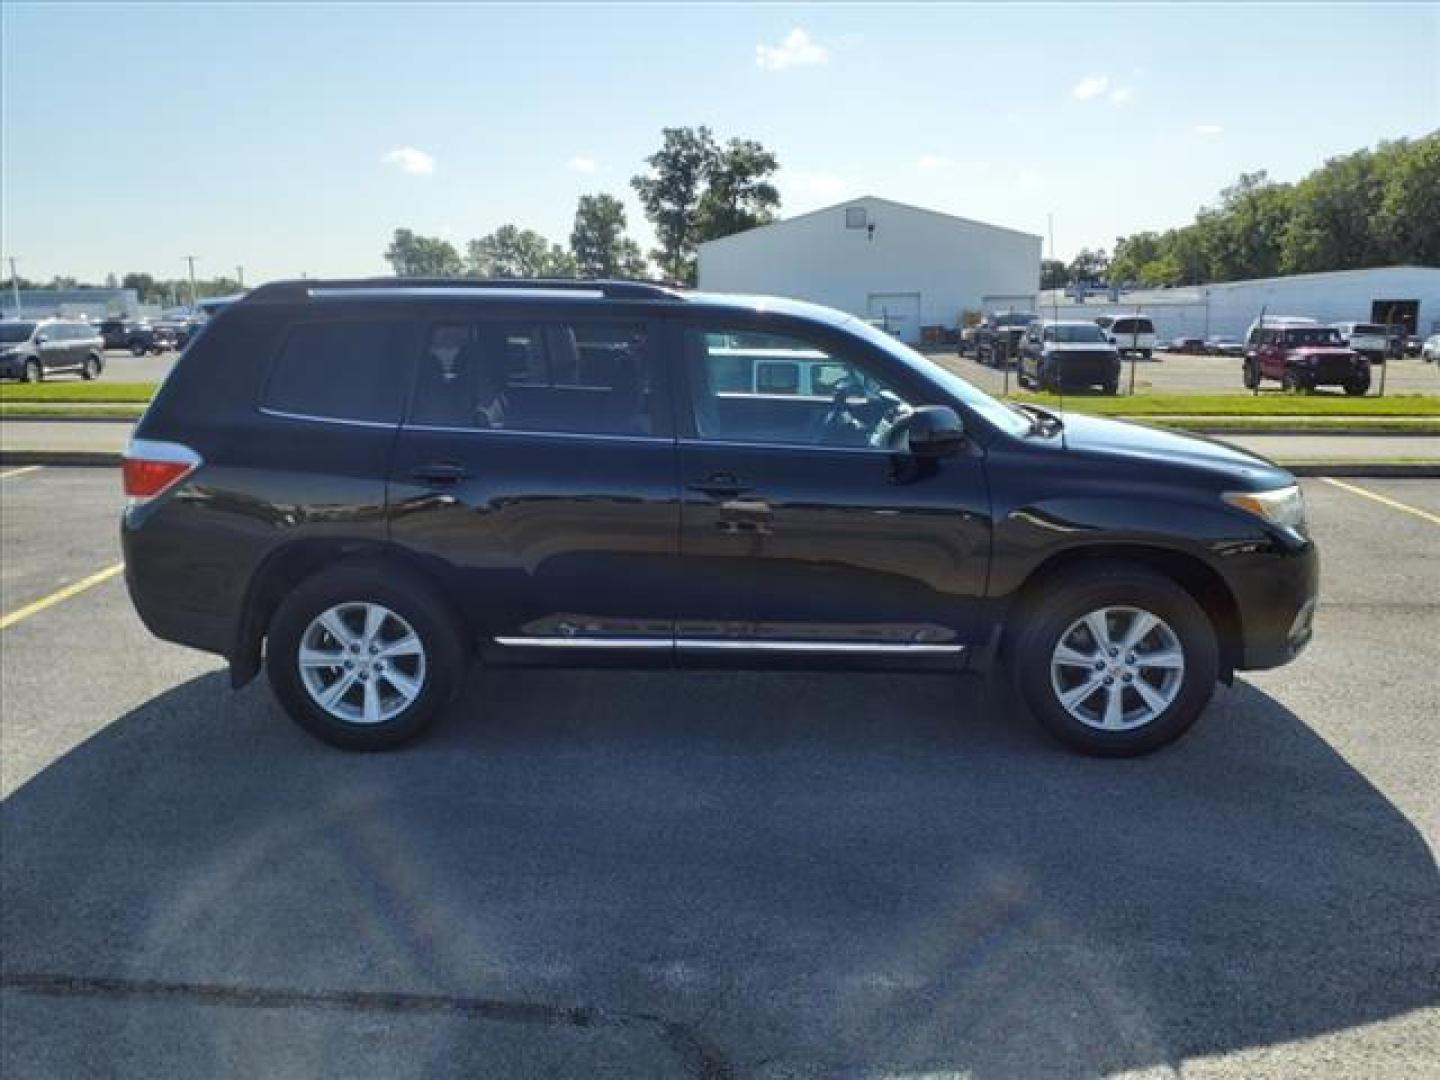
687, 471, 751, 499
410, 462, 471, 485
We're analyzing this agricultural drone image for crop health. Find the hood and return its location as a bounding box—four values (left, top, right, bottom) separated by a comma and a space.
1053, 411, 1292, 488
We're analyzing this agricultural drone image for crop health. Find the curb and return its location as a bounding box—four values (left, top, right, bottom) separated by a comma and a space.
5, 449, 1439, 478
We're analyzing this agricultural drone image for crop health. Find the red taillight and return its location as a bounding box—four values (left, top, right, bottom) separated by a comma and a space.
122, 440, 201, 502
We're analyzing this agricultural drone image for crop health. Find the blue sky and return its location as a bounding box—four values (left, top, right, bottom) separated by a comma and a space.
3, 2, 1436, 284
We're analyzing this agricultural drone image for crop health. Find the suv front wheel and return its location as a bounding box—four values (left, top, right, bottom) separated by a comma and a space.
266, 561, 465, 750
1009, 563, 1219, 755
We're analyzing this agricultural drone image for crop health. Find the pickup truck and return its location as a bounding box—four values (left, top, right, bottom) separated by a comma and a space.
973, 310, 1035, 367
1332, 322, 1390, 363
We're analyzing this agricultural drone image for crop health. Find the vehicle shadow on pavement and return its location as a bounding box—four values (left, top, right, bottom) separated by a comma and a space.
3, 669, 1436, 1078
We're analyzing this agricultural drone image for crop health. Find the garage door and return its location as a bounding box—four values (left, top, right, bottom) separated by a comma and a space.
866, 293, 921, 343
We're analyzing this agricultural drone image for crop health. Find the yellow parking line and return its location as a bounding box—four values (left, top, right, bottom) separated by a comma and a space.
0, 465, 44, 481
1319, 477, 1440, 527
0, 563, 125, 632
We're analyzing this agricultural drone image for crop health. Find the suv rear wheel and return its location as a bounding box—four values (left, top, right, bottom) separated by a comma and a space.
1343, 374, 1370, 396
82, 354, 101, 380
266, 561, 465, 750
1242, 360, 1260, 389
1009, 563, 1219, 756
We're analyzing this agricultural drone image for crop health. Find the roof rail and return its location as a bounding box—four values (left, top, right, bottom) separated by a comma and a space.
244, 278, 684, 303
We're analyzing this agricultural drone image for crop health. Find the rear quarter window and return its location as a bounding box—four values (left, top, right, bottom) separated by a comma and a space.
262, 319, 412, 424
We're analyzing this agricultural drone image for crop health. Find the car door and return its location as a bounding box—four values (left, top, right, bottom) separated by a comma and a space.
37, 324, 70, 372
671, 315, 990, 667
386, 305, 680, 662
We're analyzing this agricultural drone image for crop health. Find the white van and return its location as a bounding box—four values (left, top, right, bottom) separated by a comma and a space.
1107, 316, 1157, 358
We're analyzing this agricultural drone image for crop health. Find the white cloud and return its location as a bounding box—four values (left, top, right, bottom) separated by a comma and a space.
382, 146, 435, 175
756, 28, 828, 71
917, 153, 955, 172
566, 155, 597, 174
1071, 74, 1110, 101
1194, 123, 1224, 136
786, 171, 848, 199
1109, 85, 1134, 104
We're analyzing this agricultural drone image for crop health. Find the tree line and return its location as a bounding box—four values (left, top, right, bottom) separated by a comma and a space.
383, 125, 781, 285
1042, 133, 1438, 290
0, 271, 243, 306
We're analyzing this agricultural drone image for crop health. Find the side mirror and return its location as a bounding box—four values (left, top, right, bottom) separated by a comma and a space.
904, 406, 966, 457
34, 334, 48, 344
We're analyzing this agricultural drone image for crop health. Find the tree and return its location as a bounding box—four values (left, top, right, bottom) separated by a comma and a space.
1372, 136, 1440, 267
1066, 248, 1109, 284
1040, 259, 1069, 289
631, 126, 719, 283
122, 272, 157, 301
384, 228, 463, 277
570, 194, 647, 278
694, 138, 780, 242
465, 224, 576, 278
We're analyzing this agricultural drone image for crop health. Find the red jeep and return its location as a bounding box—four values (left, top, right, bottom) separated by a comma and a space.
1243, 322, 1370, 395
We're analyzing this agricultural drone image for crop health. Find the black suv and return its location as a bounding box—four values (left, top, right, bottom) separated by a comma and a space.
122, 280, 1318, 756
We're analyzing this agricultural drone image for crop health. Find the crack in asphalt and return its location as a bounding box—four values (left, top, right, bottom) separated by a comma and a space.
1, 971, 733, 1080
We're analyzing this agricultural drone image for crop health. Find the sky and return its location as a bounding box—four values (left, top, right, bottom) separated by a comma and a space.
2, 2, 1437, 285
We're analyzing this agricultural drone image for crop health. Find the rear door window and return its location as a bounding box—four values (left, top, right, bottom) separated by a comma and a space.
262, 319, 412, 424
409, 319, 659, 437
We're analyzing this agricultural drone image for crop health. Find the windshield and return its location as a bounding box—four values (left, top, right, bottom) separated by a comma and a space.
992, 312, 1034, 328
1285, 328, 1344, 347
1050, 323, 1109, 343
0, 322, 37, 343
1351, 324, 1386, 336
1112, 319, 1154, 334
842, 316, 1031, 436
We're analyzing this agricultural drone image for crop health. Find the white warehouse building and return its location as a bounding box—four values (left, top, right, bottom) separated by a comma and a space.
1037, 266, 1440, 341
697, 196, 1041, 344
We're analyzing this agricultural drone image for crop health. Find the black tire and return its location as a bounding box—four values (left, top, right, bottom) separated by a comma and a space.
1242, 361, 1260, 390
1343, 375, 1370, 396
1282, 370, 1301, 393
130, 343, 146, 357
82, 354, 101, 380
1141, 349, 1152, 360
1102, 377, 1119, 396
1008, 562, 1219, 756
265, 560, 466, 750
22, 359, 42, 383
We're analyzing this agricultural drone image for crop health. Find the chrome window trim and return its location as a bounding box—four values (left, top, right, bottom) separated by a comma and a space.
494, 636, 673, 650
493, 636, 964, 655
677, 437, 893, 457
403, 422, 671, 445
309, 287, 606, 301
258, 406, 398, 430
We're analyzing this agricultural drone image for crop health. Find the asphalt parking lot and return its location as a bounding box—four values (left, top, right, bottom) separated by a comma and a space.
936, 348, 1440, 397
92, 347, 178, 383
2, 467, 1437, 1078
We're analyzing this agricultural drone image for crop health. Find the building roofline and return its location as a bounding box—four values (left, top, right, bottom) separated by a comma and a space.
698, 194, 1043, 251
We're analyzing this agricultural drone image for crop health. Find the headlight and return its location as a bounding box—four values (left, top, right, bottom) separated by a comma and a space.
1223, 485, 1306, 530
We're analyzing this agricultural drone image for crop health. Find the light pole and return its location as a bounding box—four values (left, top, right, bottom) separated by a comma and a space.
6, 257, 20, 317
236, 265, 244, 288
184, 255, 199, 311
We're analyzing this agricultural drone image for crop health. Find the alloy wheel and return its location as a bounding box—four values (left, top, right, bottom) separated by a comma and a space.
1049, 606, 1185, 731
297, 602, 427, 724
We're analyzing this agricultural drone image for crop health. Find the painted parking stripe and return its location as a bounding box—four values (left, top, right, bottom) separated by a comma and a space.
0, 563, 125, 632
0, 465, 44, 481
1319, 477, 1440, 527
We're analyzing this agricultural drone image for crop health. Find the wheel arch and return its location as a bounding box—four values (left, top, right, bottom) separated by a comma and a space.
228, 540, 469, 688
1004, 543, 1242, 682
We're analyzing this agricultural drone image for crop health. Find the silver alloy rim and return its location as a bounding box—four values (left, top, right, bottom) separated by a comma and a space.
297, 602, 426, 725
1049, 606, 1185, 731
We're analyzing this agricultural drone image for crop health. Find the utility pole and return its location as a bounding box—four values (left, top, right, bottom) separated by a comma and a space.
236, 265, 244, 288
6, 257, 19, 317
184, 255, 199, 311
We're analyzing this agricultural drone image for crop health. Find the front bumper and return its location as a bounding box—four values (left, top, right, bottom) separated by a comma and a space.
1223, 534, 1320, 670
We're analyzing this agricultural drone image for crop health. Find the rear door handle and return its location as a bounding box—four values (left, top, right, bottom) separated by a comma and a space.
687, 471, 751, 499
409, 462, 471, 485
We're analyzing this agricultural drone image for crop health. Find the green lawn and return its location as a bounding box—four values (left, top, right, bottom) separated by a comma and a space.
0, 382, 158, 403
